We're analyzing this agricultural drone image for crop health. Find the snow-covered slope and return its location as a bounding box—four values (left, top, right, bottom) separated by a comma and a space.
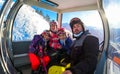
13, 5, 50, 41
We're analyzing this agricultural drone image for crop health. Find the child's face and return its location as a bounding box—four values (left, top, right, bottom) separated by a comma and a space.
58, 34, 66, 40
50, 25, 57, 32
43, 34, 50, 41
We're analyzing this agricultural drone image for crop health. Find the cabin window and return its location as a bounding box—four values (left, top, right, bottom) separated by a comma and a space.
12, 5, 57, 41
62, 10, 104, 44
103, 0, 120, 59
0, 0, 6, 11
0, 0, 16, 22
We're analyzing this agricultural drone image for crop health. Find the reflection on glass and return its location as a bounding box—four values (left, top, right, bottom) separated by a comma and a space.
62, 10, 103, 43
0, 0, 5, 11
1, 0, 16, 23
103, 0, 120, 60
32, 6, 57, 21
104, 0, 120, 50
103, 0, 120, 43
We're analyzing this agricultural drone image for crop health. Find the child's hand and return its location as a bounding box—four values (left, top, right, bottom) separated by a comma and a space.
57, 44, 62, 49
62, 70, 72, 74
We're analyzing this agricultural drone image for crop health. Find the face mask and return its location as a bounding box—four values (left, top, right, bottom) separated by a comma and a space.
60, 39, 65, 45
73, 31, 83, 38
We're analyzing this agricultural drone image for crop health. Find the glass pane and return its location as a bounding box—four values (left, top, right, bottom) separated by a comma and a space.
12, 4, 57, 41
0, 0, 6, 11
1, 0, 16, 22
104, 0, 120, 43
32, 6, 57, 21
103, 0, 120, 59
62, 10, 104, 44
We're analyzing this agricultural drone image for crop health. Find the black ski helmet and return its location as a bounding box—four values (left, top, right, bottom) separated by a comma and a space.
69, 17, 85, 31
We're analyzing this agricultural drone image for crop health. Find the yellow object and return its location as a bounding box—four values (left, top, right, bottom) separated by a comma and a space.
48, 65, 65, 74
48, 63, 70, 74
48, 58, 71, 74
60, 58, 70, 68
60, 58, 65, 63
65, 63, 70, 68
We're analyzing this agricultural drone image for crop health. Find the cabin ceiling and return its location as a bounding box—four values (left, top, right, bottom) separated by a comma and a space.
50, 0, 97, 10
23, 0, 98, 13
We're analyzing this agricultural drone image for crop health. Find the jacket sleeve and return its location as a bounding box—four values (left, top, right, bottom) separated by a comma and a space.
62, 37, 73, 53
68, 36, 99, 74
29, 35, 40, 53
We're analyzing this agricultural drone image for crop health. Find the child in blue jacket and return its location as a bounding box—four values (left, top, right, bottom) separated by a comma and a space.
57, 28, 73, 63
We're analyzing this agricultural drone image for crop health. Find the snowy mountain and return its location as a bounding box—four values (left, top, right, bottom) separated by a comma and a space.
62, 23, 71, 32
13, 5, 50, 41
62, 22, 103, 43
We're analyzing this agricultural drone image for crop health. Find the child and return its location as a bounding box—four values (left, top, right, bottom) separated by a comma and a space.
28, 30, 50, 74
57, 28, 73, 62
49, 20, 61, 50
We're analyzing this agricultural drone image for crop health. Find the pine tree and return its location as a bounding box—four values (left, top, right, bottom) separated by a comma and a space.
45, 14, 50, 22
